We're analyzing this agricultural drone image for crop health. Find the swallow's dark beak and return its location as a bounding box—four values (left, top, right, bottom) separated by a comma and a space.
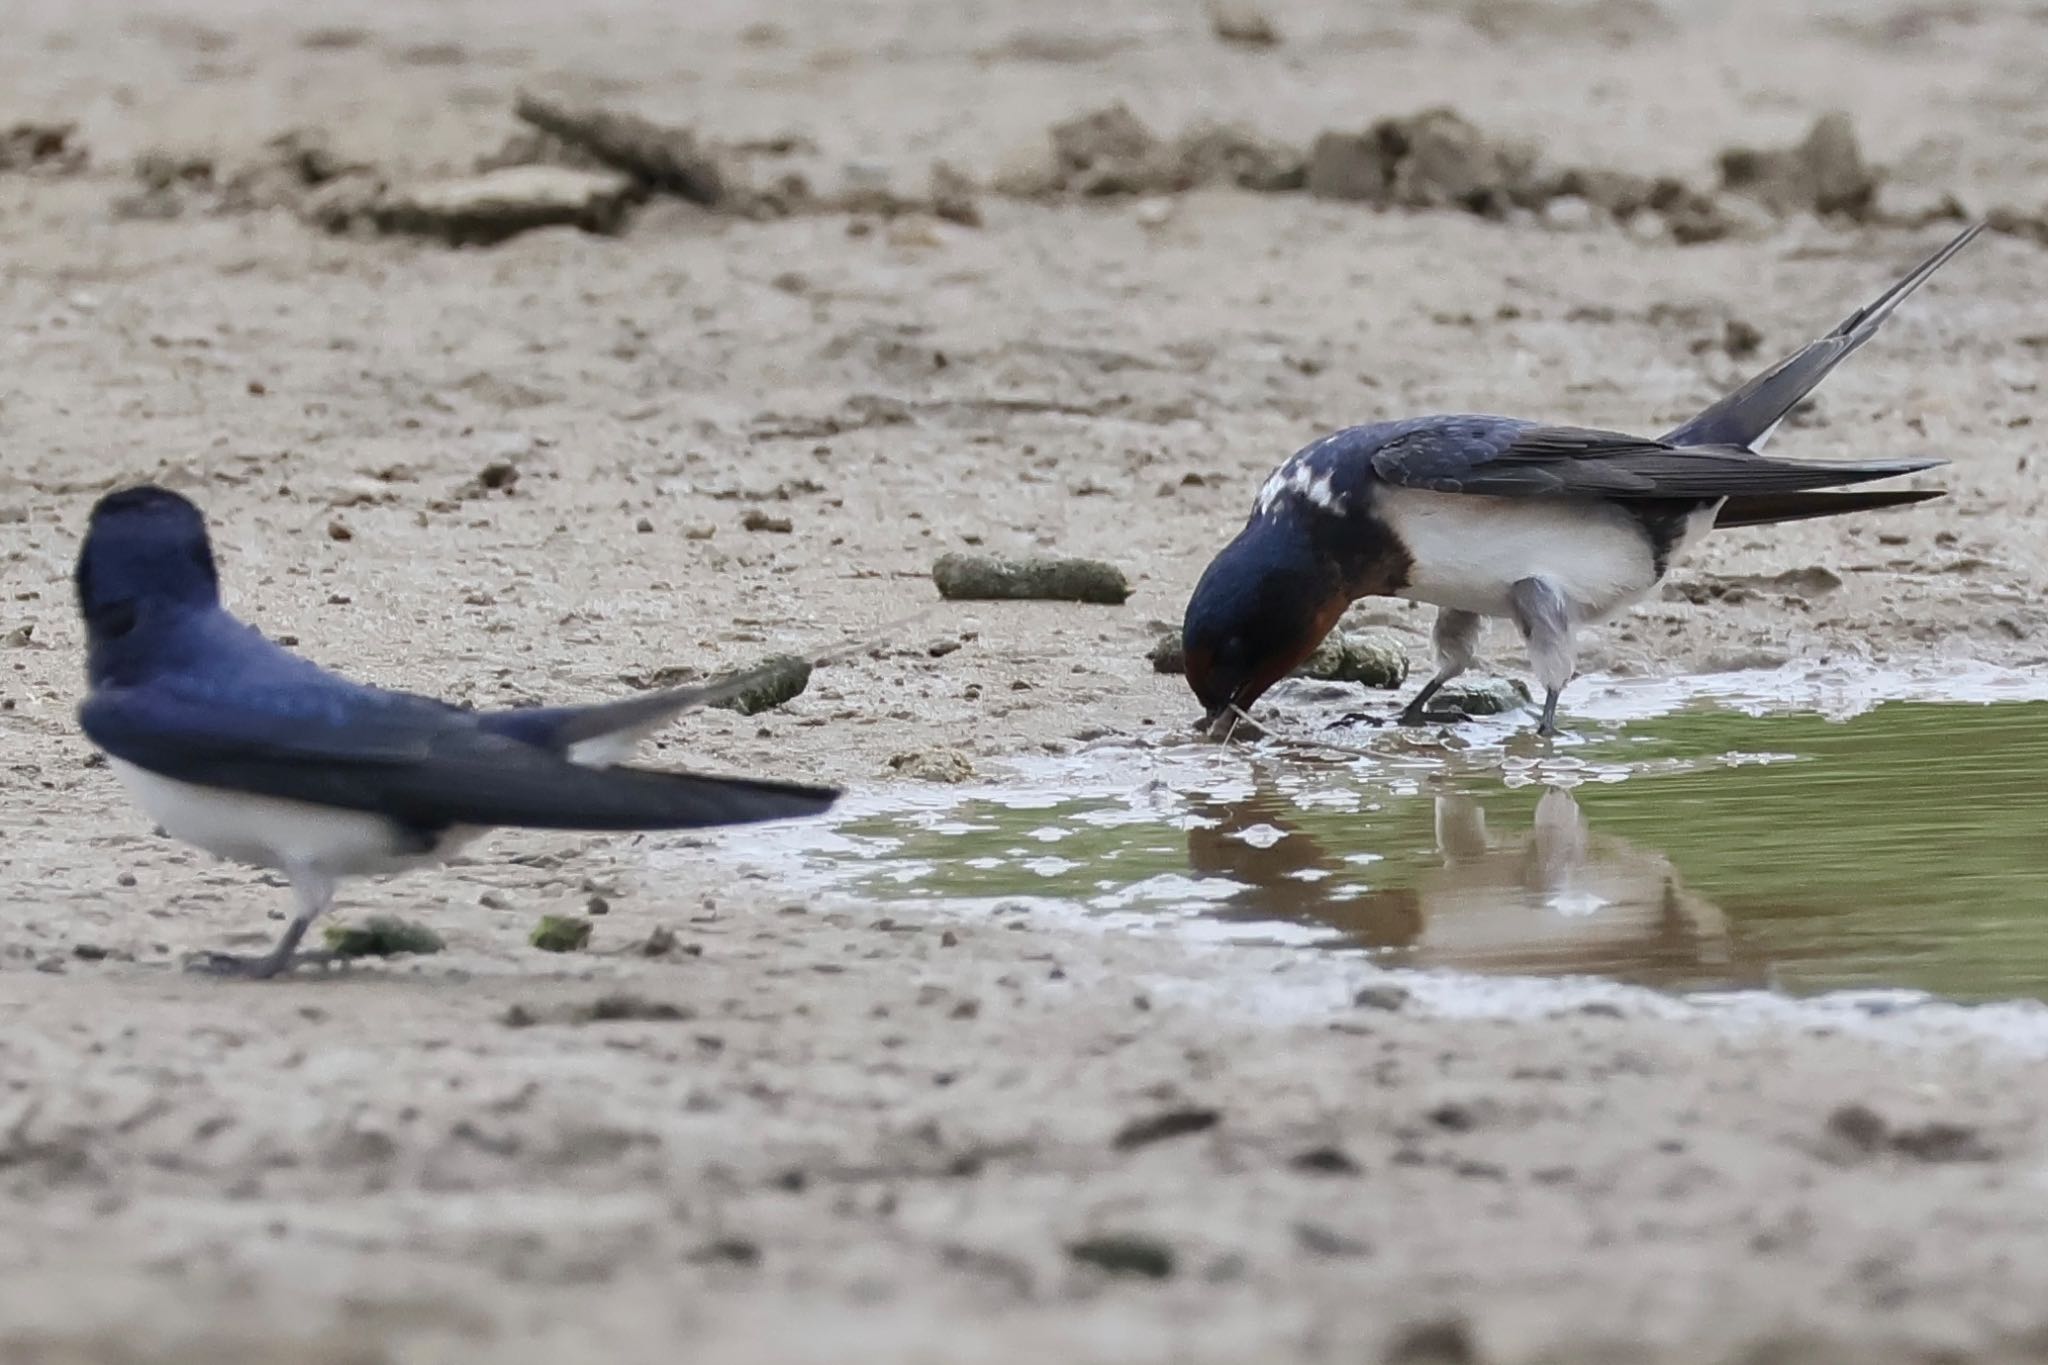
1200, 702, 1232, 741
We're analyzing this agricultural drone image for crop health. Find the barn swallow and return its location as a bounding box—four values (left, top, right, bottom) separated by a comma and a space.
1184, 222, 1981, 737
75, 485, 837, 979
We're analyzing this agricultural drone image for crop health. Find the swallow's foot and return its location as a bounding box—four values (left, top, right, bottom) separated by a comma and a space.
184, 948, 336, 980
1397, 706, 1475, 727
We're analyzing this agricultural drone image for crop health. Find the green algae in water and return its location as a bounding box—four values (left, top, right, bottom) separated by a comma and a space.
818, 700, 2048, 1003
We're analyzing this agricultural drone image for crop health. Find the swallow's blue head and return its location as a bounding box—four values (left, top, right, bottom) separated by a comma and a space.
75, 485, 220, 664
1182, 522, 1347, 733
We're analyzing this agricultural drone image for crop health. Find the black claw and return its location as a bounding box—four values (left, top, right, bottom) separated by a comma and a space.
1397, 707, 1475, 727
1333, 711, 1391, 728
186, 950, 289, 980
184, 948, 335, 980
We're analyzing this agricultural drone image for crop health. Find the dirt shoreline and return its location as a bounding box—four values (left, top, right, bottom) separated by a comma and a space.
7, 1, 2048, 1361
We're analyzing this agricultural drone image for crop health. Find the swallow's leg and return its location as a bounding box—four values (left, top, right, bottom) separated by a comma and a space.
1395, 608, 1482, 726
188, 867, 338, 980
1508, 577, 1576, 738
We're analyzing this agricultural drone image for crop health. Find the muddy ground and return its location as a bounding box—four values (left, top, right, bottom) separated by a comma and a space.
6, 0, 2048, 1361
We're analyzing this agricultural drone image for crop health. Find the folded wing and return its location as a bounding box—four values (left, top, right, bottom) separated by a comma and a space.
81, 683, 837, 831
1370, 421, 1942, 501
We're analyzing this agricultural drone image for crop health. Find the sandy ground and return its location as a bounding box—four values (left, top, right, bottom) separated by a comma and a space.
7, 0, 2048, 1360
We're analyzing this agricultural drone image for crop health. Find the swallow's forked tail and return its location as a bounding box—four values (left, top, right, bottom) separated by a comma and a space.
1712, 486, 1944, 528
1660, 222, 1984, 452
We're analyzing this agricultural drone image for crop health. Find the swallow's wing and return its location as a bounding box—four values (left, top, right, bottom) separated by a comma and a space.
477, 657, 808, 758
1658, 222, 1982, 450
81, 681, 837, 831
1369, 422, 1943, 501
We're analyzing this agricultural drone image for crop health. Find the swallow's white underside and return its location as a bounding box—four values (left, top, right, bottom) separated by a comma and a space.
1375, 487, 1719, 621
106, 757, 482, 878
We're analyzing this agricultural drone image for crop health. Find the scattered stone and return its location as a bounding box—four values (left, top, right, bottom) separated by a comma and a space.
888, 748, 976, 783
3, 624, 34, 648
1293, 1222, 1371, 1258
1289, 1146, 1362, 1176
707, 654, 813, 715
0, 122, 86, 174
933, 552, 1131, 605
1540, 193, 1596, 230
529, 915, 593, 953
1208, 0, 1281, 46
1353, 983, 1411, 1011
1067, 1233, 1175, 1279
1719, 111, 1877, 221
640, 926, 680, 957
687, 1236, 762, 1267
1300, 630, 1408, 688
1112, 1107, 1220, 1151
1433, 675, 1531, 716
323, 915, 446, 959
1134, 197, 1176, 229
514, 92, 725, 205
1386, 1314, 1479, 1365
310, 166, 638, 245
741, 509, 794, 533
928, 160, 982, 226
574, 993, 693, 1023
1825, 1102, 1996, 1163
1147, 631, 1187, 674
884, 215, 944, 249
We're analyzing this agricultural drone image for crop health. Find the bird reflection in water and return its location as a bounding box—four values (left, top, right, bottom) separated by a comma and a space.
1185, 780, 1759, 990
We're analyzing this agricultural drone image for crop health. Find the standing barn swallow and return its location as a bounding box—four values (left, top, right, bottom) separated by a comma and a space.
75, 485, 837, 979
1184, 223, 1981, 737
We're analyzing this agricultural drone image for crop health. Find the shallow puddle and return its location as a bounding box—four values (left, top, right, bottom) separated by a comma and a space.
709, 665, 2048, 1003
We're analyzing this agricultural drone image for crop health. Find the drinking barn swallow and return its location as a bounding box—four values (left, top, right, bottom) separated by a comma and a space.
1184, 222, 1981, 737
75, 485, 838, 979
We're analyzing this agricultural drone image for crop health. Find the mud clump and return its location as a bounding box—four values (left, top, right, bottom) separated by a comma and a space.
310, 166, 638, 246
1301, 630, 1409, 688
887, 748, 977, 783
323, 915, 445, 960
1174, 121, 1305, 193
1145, 627, 1406, 688
933, 552, 1132, 605
1050, 103, 1163, 196
123, 131, 373, 222
1719, 112, 1877, 221
529, 915, 594, 953
1147, 631, 1187, 674
1008, 103, 1303, 198
1434, 676, 1532, 716
708, 654, 813, 716
1308, 107, 1543, 217
514, 91, 726, 206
